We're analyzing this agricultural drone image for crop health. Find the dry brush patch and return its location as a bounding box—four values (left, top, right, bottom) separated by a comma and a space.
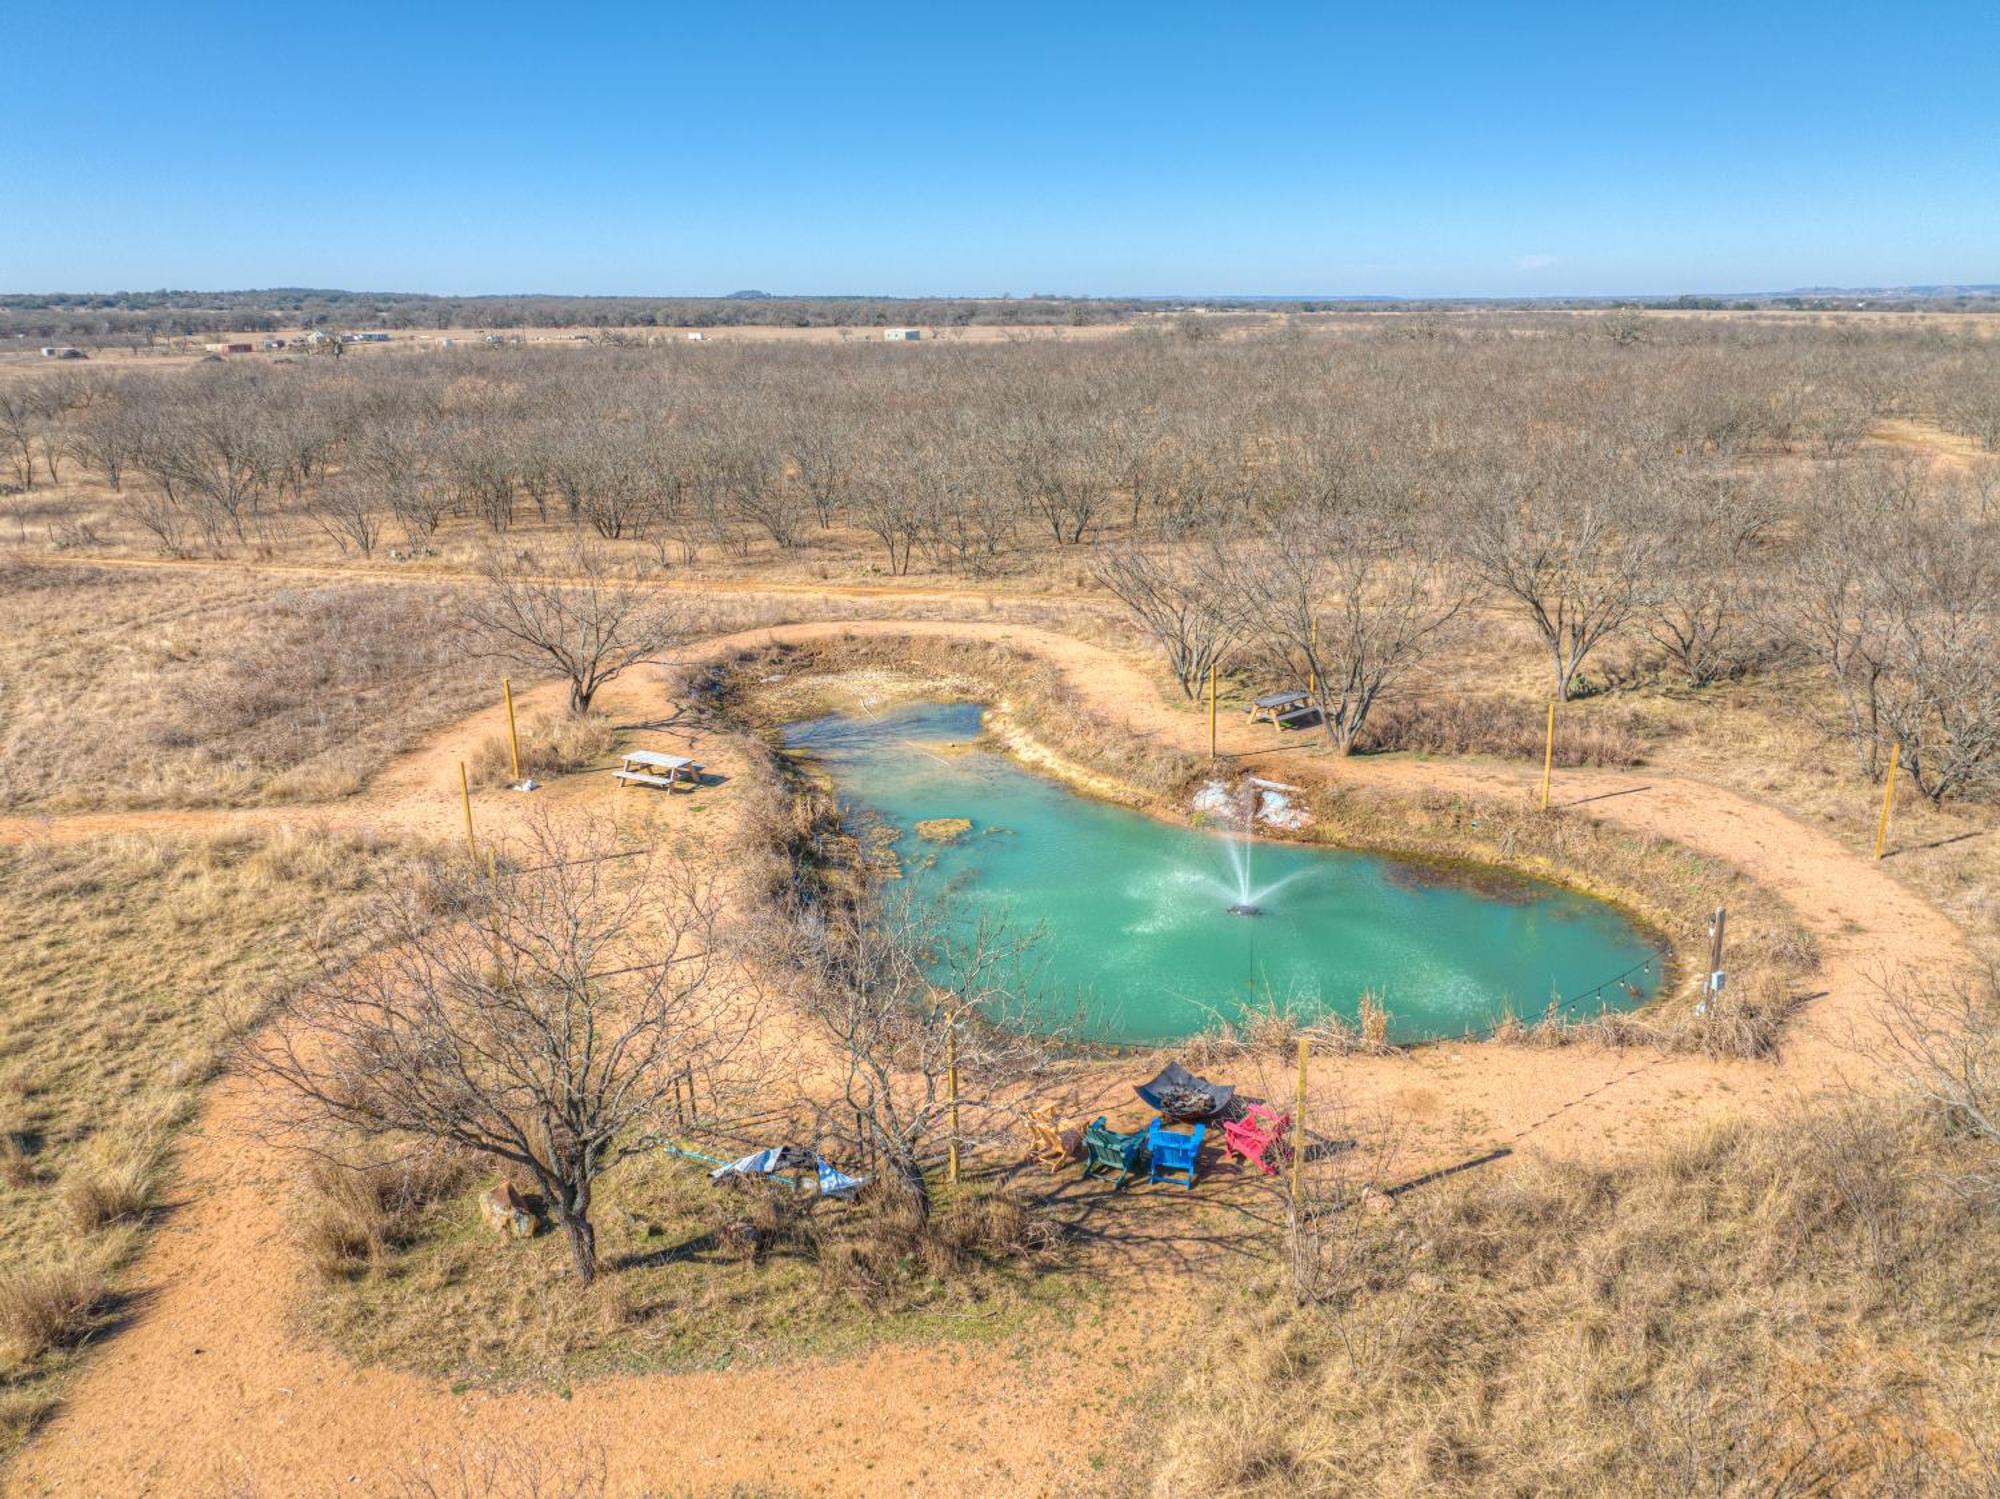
0, 825, 422, 1453
0, 563, 496, 811
1150, 1103, 2000, 1498
296, 1147, 1072, 1389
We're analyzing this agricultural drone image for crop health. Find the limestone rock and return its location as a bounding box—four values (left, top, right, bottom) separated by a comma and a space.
479, 1181, 536, 1239
914, 817, 973, 843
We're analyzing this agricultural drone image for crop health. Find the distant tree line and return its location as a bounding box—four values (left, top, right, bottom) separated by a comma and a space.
7, 312, 1998, 800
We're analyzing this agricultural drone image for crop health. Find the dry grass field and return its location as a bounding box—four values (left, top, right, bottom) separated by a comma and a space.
0, 310, 1994, 1494
0, 826, 421, 1449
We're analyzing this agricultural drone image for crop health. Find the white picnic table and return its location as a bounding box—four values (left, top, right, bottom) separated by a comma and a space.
612, 749, 703, 790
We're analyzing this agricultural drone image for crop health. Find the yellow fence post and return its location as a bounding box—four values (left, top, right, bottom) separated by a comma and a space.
1539, 702, 1557, 811
1874, 741, 1902, 860
503, 677, 522, 783
459, 761, 477, 859
1290, 1037, 1309, 1205
1208, 662, 1218, 760
946, 1009, 961, 1187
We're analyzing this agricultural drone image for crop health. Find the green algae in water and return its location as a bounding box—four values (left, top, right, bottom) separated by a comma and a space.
785, 702, 1663, 1045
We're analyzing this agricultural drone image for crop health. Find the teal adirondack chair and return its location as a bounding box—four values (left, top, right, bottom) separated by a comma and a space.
1079, 1117, 1147, 1189
1147, 1119, 1206, 1190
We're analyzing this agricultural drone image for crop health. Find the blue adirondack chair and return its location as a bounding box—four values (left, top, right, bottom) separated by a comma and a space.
1147, 1119, 1205, 1190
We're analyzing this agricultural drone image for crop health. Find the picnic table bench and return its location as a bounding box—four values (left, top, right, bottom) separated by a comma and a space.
612, 750, 703, 790
1247, 690, 1318, 729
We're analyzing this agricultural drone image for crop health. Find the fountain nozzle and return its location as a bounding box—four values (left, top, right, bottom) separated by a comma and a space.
1225, 902, 1264, 918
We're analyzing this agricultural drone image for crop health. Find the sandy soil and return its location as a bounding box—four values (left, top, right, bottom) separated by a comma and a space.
3, 612, 1978, 1498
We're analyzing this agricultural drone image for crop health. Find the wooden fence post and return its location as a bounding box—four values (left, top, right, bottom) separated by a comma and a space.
1208, 662, 1218, 760
1539, 702, 1557, 811
503, 677, 522, 783
1874, 741, 1902, 859
1290, 1037, 1309, 1205
946, 1011, 961, 1186
458, 761, 477, 859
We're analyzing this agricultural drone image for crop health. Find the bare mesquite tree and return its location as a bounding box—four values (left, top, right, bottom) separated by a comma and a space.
461, 537, 692, 713
1094, 540, 1244, 699
1645, 470, 1782, 688
1872, 966, 2000, 1203
257, 815, 752, 1285
1791, 461, 2000, 802
1459, 451, 1662, 701
1237, 507, 1472, 752
775, 886, 1052, 1219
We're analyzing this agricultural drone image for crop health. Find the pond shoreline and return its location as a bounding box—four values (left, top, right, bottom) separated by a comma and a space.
775, 696, 1675, 1046
706, 634, 1824, 1057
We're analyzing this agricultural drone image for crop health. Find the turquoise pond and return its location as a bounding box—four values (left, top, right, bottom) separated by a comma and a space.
784, 702, 1665, 1045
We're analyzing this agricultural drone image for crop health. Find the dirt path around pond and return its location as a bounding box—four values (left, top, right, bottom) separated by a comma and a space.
5, 613, 1977, 1498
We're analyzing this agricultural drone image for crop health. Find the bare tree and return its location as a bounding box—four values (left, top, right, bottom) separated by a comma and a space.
1238, 507, 1471, 752
1791, 462, 2000, 801
777, 886, 1051, 1219
1646, 471, 1781, 688
1094, 540, 1244, 699
461, 538, 691, 713
257, 815, 749, 1285
305, 476, 388, 556
1460, 452, 1661, 701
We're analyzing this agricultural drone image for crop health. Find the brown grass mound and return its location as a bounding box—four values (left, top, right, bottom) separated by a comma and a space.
0, 1260, 106, 1369
295, 1153, 475, 1281
1357, 693, 1650, 767
1149, 1104, 2000, 1497
470, 711, 615, 788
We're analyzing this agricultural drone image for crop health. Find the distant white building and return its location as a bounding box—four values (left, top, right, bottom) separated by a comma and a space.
686, 331, 707, 341
883, 327, 922, 341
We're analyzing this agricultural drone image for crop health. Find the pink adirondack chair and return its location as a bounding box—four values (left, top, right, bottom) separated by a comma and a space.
1222, 1105, 1291, 1175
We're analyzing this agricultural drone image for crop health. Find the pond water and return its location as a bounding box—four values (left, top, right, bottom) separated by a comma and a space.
784, 702, 1664, 1045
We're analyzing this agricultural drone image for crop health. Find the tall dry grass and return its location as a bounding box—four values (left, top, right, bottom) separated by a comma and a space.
1358, 693, 1650, 767
468, 710, 615, 788
0, 826, 421, 1454
1151, 1103, 2000, 1497
0, 565, 495, 811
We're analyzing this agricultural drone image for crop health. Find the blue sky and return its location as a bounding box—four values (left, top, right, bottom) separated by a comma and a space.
2, 1, 1993, 297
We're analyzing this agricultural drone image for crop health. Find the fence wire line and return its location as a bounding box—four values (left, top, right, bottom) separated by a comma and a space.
1459, 949, 1666, 1043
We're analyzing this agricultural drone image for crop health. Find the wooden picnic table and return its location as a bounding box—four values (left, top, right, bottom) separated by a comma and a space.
1246, 690, 1317, 729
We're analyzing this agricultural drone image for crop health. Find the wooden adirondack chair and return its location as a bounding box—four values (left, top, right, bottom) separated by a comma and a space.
1146, 1119, 1206, 1190
1079, 1117, 1147, 1189
1221, 1104, 1291, 1176
1024, 1104, 1080, 1174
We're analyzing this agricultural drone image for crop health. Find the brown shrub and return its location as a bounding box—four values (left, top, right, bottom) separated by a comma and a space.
1358, 693, 1649, 767
1155, 1104, 2000, 1496
469, 711, 615, 788
0, 1260, 106, 1368
58, 1148, 156, 1232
